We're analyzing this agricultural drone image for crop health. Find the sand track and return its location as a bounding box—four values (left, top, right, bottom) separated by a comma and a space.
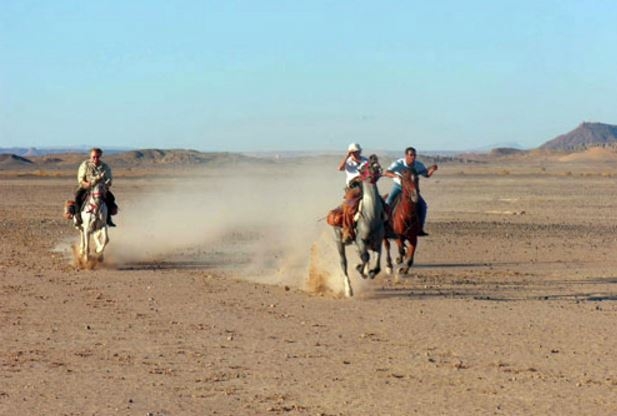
2, 160, 617, 415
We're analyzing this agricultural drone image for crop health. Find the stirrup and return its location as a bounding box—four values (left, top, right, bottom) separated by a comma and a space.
342, 230, 354, 243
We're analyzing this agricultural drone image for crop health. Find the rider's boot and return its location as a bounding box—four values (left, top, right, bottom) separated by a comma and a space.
74, 212, 82, 227
106, 215, 116, 227
342, 229, 351, 243
342, 227, 354, 243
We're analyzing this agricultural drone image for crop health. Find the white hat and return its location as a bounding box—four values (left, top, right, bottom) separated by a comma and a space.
347, 142, 362, 152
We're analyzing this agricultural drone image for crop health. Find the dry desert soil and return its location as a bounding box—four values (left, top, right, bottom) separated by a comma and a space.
2, 157, 617, 415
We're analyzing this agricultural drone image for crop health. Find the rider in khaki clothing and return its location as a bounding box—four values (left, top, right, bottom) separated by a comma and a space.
74, 148, 118, 227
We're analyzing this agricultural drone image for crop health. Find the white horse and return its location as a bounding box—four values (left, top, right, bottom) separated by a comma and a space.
75, 179, 109, 262
334, 159, 386, 297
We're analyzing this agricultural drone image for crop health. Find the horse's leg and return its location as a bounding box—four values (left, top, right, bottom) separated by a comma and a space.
401, 235, 418, 275
395, 238, 405, 265
79, 228, 86, 257
334, 228, 353, 297
83, 228, 90, 261
80, 213, 89, 260
368, 245, 382, 279
94, 227, 109, 254
355, 239, 370, 278
384, 238, 393, 275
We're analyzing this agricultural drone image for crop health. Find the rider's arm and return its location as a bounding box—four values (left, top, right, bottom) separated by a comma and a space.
338, 153, 352, 171
427, 164, 438, 177
77, 162, 90, 189
103, 163, 113, 187
383, 159, 402, 179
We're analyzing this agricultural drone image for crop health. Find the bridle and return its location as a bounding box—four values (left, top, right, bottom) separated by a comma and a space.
86, 183, 106, 215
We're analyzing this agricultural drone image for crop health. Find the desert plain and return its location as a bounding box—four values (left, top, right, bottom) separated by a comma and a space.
2, 152, 617, 415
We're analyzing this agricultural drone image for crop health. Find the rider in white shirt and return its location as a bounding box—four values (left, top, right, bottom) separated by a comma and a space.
337, 143, 369, 242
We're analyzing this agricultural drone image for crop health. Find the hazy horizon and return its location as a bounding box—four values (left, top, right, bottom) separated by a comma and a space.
0, 142, 525, 156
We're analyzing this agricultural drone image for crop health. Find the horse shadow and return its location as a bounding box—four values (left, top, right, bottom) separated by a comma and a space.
117, 260, 221, 271
371, 262, 617, 302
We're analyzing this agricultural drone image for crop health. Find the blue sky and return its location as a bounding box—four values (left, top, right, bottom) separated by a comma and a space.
1, 1, 616, 152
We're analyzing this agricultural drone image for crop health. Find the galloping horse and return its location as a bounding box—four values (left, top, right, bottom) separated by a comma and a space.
334, 159, 386, 297
77, 178, 109, 261
384, 169, 420, 276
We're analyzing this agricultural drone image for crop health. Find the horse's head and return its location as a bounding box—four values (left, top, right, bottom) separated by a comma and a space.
358, 154, 383, 184
400, 168, 419, 203
90, 181, 107, 199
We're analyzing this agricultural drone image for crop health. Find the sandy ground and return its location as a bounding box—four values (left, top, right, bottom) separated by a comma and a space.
2, 158, 617, 415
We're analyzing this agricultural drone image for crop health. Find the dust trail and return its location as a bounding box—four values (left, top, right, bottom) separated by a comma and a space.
103, 161, 372, 293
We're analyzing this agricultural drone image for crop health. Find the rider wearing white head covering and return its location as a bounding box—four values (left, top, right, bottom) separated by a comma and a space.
338, 142, 369, 187
336, 142, 370, 242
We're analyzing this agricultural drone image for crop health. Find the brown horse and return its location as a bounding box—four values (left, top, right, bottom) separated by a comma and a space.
384, 169, 420, 276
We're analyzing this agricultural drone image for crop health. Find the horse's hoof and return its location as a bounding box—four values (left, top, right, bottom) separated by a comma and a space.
386, 267, 393, 275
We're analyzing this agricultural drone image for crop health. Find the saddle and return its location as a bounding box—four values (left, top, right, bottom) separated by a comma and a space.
326, 186, 362, 228
63, 189, 118, 221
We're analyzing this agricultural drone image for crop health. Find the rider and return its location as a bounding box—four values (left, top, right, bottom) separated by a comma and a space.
74, 147, 118, 227
337, 142, 368, 243
384, 146, 437, 236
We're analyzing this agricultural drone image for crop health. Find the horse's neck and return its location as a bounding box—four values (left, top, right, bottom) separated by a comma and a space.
84, 185, 106, 212
361, 180, 381, 214
395, 187, 416, 217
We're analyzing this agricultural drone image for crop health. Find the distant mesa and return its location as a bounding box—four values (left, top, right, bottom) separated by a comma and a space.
0, 148, 265, 171
0, 153, 34, 168
539, 122, 617, 151
489, 147, 525, 157
475, 121, 617, 161
109, 148, 255, 167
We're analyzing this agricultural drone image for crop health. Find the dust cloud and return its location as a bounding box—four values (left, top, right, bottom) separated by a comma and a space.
105, 161, 373, 295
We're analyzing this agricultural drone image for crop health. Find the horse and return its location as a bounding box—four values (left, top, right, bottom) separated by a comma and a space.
384, 168, 420, 276
334, 158, 386, 297
76, 179, 109, 262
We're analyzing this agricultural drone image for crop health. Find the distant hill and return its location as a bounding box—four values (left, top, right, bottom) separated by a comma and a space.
489, 147, 525, 157
107, 149, 262, 168
0, 146, 132, 157
0, 148, 271, 171
539, 122, 617, 151
0, 154, 34, 168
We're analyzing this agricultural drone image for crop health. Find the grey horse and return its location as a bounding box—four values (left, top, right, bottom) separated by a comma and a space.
334, 159, 386, 297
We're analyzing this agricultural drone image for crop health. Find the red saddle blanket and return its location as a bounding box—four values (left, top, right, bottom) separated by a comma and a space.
326, 207, 343, 227
64, 200, 76, 220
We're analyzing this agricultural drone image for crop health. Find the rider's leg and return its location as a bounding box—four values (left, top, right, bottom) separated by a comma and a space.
105, 190, 117, 227
342, 185, 361, 242
417, 195, 428, 236
386, 184, 402, 206
74, 187, 87, 225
